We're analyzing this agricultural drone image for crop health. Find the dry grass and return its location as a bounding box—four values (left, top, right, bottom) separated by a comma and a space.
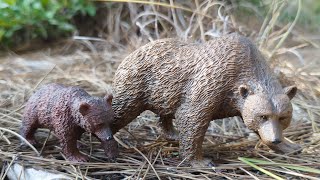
0, 0, 320, 179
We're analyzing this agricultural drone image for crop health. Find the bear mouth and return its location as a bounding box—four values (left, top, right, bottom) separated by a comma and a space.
95, 127, 114, 142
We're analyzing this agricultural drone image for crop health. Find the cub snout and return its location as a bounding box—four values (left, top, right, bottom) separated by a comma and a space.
101, 139, 119, 161
95, 127, 114, 142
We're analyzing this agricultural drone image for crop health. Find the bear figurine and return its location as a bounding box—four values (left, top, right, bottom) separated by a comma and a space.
21, 83, 118, 162
111, 34, 300, 166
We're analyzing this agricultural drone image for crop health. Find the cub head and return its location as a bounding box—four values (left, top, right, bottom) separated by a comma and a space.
78, 94, 115, 142
239, 85, 297, 146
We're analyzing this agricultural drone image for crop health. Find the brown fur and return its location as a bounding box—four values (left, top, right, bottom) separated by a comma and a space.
21, 83, 118, 162
111, 34, 299, 166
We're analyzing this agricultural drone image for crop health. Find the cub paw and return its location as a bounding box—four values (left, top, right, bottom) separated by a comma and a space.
67, 153, 89, 162
19, 139, 39, 149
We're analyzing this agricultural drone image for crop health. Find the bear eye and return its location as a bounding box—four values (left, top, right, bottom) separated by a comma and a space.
96, 122, 105, 127
279, 117, 287, 121
259, 115, 268, 121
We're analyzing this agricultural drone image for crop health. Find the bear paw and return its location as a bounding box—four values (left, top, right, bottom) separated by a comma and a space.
189, 158, 215, 167
162, 131, 179, 141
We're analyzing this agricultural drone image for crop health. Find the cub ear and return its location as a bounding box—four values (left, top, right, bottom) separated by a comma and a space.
104, 94, 113, 105
239, 84, 250, 99
284, 86, 297, 100
79, 102, 90, 116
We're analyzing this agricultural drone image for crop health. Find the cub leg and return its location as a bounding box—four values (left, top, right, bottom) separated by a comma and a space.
55, 126, 88, 162
159, 114, 179, 141
175, 104, 212, 167
20, 112, 39, 146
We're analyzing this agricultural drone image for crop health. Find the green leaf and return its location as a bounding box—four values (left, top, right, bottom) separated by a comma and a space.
41, 0, 49, 6
4, 0, 16, 5
85, 4, 96, 16
0, 29, 5, 41
45, 11, 55, 19
0, 0, 96, 47
57, 22, 74, 31
240, 158, 320, 175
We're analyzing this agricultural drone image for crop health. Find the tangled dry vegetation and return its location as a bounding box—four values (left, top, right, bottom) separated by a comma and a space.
0, 0, 320, 179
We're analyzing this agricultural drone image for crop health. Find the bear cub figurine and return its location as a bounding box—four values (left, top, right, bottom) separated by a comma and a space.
21, 83, 118, 162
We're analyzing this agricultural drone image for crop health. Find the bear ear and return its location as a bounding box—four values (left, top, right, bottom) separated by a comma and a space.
79, 102, 90, 116
284, 86, 297, 100
239, 84, 250, 99
104, 94, 113, 105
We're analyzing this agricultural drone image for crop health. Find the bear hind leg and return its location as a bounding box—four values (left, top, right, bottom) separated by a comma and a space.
159, 115, 179, 141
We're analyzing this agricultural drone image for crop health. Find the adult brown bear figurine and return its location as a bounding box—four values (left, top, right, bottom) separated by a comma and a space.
21, 83, 118, 162
111, 34, 300, 167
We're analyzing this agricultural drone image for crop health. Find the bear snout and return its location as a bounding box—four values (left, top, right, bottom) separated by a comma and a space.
271, 138, 282, 145
95, 127, 114, 142
105, 135, 114, 141
258, 119, 283, 146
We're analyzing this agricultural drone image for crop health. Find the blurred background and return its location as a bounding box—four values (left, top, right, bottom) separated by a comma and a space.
0, 0, 319, 49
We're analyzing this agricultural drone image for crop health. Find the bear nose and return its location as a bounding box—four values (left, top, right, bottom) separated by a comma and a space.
106, 136, 114, 141
272, 139, 282, 144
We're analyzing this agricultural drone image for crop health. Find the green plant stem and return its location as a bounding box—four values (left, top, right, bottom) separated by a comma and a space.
238, 157, 284, 180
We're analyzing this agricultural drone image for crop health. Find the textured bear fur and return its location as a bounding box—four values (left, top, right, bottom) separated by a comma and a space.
111, 34, 299, 166
21, 83, 118, 162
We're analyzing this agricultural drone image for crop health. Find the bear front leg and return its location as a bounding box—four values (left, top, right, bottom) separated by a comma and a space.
159, 114, 179, 141
112, 98, 144, 134
55, 127, 88, 162
20, 113, 39, 146
175, 106, 212, 167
